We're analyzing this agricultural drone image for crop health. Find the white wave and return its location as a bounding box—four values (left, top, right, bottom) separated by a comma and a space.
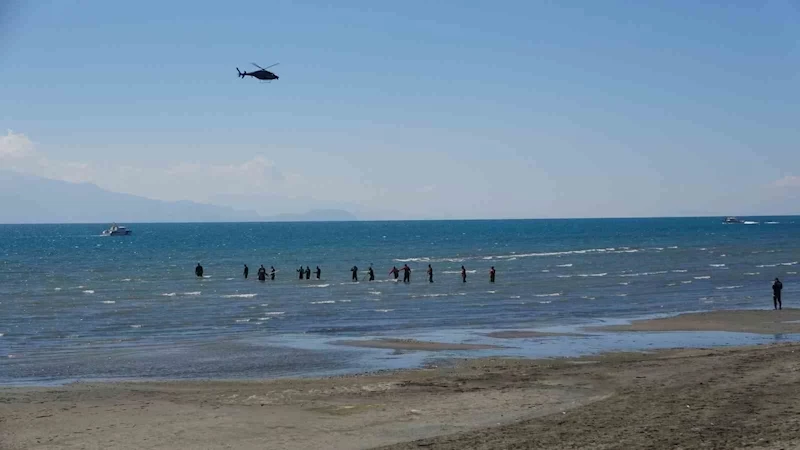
308, 284, 330, 288
539, 301, 552, 304
442, 270, 477, 274
694, 276, 711, 280
619, 282, 630, 285
226, 278, 234, 281
535, 293, 562, 297
101, 300, 115, 304
368, 291, 382, 295
668, 246, 679, 249
416, 293, 448, 298
486, 290, 497, 294
556, 263, 573, 267
557, 275, 573, 278
235, 319, 251, 323
681, 280, 693, 284
744, 272, 760, 276
715, 285, 743, 290
617, 293, 628, 297
162, 292, 176, 297
183, 291, 201, 296
620, 271, 667, 277
506, 257, 518, 261
310, 300, 336, 304
482, 256, 493, 260
509, 295, 521, 299
82, 290, 95, 294
671, 269, 688, 273
781, 262, 798, 266
788, 272, 797, 275
339, 299, 351, 303
578, 273, 607, 277
765, 221, 779, 224
222, 293, 258, 298
653, 247, 665, 251
709, 264, 726, 268
257, 317, 272, 321
0, 333, 4, 337
757, 264, 778, 268
374, 309, 394, 313
260, 303, 270, 307
201, 275, 211, 278
743, 221, 759, 225
263, 312, 285, 316
667, 283, 677, 286
130, 324, 142, 328
581, 296, 596, 300
54, 287, 62, 291
541, 269, 550, 273
121, 278, 132, 282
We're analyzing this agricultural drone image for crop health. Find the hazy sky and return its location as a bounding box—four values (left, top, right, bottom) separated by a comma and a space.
2, 1, 799, 219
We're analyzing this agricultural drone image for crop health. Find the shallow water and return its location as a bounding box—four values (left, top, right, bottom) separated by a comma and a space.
1, 218, 798, 384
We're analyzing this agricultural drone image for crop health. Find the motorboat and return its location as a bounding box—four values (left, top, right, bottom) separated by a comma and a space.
723, 217, 743, 224
102, 223, 132, 236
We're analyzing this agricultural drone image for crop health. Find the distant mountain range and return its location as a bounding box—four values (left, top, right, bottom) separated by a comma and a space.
0, 170, 357, 223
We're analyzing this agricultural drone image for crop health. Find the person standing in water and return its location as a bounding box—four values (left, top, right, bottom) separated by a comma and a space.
243, 264, 249, 279
297, 266, 305, 280
389, 266, 400, 280
368, 266, 375, 281
195, 263, 204, 278
773, 278, 783, 310
351, 266, 359, 282
402, 264, 411, 283
461, 265, 467, 283
270, 266, 276, 280
305, 266, 311, 280
315, 266, 321, 280
489, 266, 496, 283
427, 264, 434, 283
257, 265, 267, 281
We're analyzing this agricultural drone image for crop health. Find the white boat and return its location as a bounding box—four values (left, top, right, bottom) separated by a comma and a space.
723, 217, 743, 224
102, 223, 132, 236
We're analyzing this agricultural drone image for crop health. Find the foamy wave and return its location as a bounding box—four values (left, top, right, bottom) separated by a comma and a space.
257, 317, 272, 321
765, 221, 779, 224
486, 290, 497, 294
183, 291, 201, 296
82, 290, 95, 294
557, 275, 573, 278
226, 277, 234, 281
368, 291, 382, 295
620, 271, 667, 277
263, 312, 285, 316
130, 324, 142, 328
715, 285, 743, 290
202, 275, 211, 278
162, 293, 176, 297
743, 221, 759, 225
744, 272, 760, 276
339, 299, 351, 303
581, 296, 596, 300
101, 300, 115, 304
694, 276, 711, 280
54, 287, 62, 291
442, 270, 477, 274
509, 295, 521, 299
788, 271, 797, 275
781, 262, 798, 266
667, 283, 677, 286
121, 278, 132, 282
535, 293, 561, 297
710, 264, 726, 268
308, 284, 330, 288
541, 269, 550, 273
671, 269, 688, 273
235, 318, 251, 323
617, 293, 628, 297
310, 300, 336, 304
757, 264, 778, 268
681, 280, 693, 284
539, 300, 552, 304
668, 246, 679, 249
556, 263, 573, 267
578, 273, 607, 277
222, 293, 258, 298
374, 309, 394, 313
619, 282, 630, 285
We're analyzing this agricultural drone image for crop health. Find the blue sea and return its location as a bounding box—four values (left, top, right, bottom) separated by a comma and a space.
1, 218, 799, 385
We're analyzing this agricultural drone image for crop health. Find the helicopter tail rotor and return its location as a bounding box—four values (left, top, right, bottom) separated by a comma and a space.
236, 68, 245, 78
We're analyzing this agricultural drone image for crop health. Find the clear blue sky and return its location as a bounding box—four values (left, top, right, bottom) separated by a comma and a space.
1, 0, 799, 219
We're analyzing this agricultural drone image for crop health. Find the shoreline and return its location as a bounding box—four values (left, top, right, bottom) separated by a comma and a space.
5, 309, 800, 449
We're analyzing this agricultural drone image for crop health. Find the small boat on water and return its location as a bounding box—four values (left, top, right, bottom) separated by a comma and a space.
723, 217, 744, 224
102, 223, 132, 236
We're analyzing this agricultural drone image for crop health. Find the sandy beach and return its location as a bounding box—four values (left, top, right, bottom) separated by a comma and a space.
591, 308, 800, 334
4, 309, 800, 449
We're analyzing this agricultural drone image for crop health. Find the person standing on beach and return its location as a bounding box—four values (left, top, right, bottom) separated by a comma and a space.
427, 264, 434, 283
490, 266, 496, 283
315, 266, 321, 279
461, 265, 467, 283
243, 264, 249, 279
297, 266, 305, 280
305, 266, 311, 280
195, 263, 204, 278
351, 265, 359, 282
270, 266, 276, 280
402, 264, 411, 283
257, 265, 267, 281
773, 278, 783, 310
368, 266, 375, 281
390, 266, 400, 280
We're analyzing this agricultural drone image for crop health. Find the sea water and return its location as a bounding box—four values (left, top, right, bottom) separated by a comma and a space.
1, 218, 798, 384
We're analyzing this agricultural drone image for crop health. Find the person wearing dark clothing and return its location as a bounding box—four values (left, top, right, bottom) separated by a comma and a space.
389, 266, 400, 280
257, 265, 266, 281
351, 266, 359, 282
490, 266, 496, 283
402, 264, 411, 283
773, 278, 783, 310
195, 263, 204, 278
461, 265, 467, 283
368, 266, 375, 281
315, 266, 321, 279
270, 266, 276, 280
297, 266, 305, 280
427, 264, 433, 283
243, 264, 249, 279
305, 266, 311, 280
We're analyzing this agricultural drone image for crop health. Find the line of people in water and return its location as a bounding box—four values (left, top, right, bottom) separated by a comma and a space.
197, 263, 498, 283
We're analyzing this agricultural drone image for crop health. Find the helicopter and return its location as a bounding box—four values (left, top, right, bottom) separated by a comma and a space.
237, 63, 279, 81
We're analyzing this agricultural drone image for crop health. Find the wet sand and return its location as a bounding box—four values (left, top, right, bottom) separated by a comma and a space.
590, 308, 800, 334
483, 330, 582, 339
335, 338, 505, 351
